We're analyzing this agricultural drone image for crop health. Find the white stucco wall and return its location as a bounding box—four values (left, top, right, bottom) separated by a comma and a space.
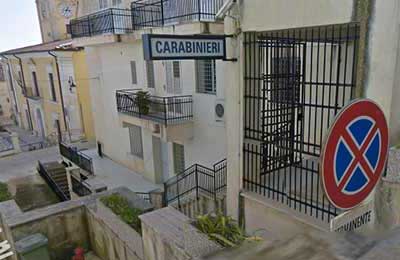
239, 0, 354, 32
87, 39, 226, 184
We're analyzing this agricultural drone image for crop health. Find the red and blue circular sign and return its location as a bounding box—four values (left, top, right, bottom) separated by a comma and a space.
321, 99, 389, 210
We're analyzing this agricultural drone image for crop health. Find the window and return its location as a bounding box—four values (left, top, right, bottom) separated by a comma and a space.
146, 61, 155, 89
99, 0, 108, 9
48, 73, 57, 102
128, 125, 143, 158
18, 71, 23, 85
130, 61, 137, 84
0, 105, 3, 116
32, 72, 40, 96
0, 65, 5, 82
112, 0, 122, 6
196, 60, 216, 94
173, 61, 180, 78
166, 61, 181, 94
173, 143, 185, 174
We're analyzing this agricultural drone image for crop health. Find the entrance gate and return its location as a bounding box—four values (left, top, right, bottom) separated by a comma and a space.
243, 23, 360, 222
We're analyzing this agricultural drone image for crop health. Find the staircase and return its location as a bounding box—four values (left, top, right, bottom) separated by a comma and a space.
164, 159, 227, 218
37, 161, 71, 201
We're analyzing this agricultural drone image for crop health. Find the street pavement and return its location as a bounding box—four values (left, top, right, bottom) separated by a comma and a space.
0, 146, 59, 182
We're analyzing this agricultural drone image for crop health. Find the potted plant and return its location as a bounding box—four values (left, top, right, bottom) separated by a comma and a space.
135, 91, 151, 115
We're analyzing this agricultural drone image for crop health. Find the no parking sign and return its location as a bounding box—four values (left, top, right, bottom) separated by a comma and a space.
321, 99, 389, 210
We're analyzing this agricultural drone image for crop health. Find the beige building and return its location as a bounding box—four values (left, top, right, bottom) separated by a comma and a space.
0, 62, 14, 126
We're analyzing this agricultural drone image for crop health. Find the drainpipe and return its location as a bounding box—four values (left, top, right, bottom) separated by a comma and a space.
14, 54, 34, 131
48, 51, 71, 142
1, 55, 19, 115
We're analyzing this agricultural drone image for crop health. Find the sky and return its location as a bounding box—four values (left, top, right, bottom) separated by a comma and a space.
0, 0, 42, 52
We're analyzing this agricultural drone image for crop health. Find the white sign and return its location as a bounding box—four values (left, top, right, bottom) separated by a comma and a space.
143, 34, 226, 60
330, 199, 374, 232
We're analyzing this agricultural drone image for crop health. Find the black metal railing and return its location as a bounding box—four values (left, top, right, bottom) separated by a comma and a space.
59, 143, 94, 175
243, 24, 360, 223
164, 159, 227, 207
68, 8, 133, 38
37, 161, 70, 201
131, 0, 223, 29
116, 89, 193, 125
71, 175, 92, 197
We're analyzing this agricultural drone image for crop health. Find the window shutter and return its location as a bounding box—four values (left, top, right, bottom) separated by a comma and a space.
146, 61, 155, 88
196, 60, 216, 94
130, 61, 137, 84
128, 125, 143, 158
173, 143, 185, 174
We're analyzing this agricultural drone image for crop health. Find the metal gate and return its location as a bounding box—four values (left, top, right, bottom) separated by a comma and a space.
243, 23, 360, 222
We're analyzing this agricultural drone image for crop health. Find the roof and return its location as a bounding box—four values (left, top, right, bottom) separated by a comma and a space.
1, 39, 81, 56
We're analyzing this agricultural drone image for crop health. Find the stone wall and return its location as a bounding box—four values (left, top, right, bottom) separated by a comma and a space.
140, 207, 221, 260
9, 203, 90, 259
86, 202, 143, 260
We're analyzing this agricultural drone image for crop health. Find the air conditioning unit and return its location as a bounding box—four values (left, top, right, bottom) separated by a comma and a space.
215, 99, 225, 122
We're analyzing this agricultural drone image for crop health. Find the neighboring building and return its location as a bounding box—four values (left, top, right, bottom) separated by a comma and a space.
221, 0, 400, 240
67, 0, 227, 184
0, 41, 95, 143
0, 62, 14, 125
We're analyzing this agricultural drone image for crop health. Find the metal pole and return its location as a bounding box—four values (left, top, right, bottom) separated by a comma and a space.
195, 164, 199, 201
160, 0, 165, 26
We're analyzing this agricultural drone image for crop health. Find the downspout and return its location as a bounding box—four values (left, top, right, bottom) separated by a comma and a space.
48, 51, 71, 142
14, 54, 34, 131
1, 55, 19, 114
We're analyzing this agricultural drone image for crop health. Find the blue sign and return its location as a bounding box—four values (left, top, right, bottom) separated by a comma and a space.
143, 34, 226, 60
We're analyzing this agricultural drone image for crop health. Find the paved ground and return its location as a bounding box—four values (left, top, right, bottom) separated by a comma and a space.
0, 135, 13, 152
0, 146, 59, 183
5, 125, 46, 151
81, 148, 161, 193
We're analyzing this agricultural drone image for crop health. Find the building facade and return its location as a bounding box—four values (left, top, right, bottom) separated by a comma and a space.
0, 62, 14, 126
221, 0, 400, 238
67, 0, 227, 184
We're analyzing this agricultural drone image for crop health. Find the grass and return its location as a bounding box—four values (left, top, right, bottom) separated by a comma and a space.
100, 193, 143, 233
0, 182, 12, 202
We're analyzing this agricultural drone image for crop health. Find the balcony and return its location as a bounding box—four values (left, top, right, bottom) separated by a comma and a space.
68, 8, 133, 39
131, 0, 224, 30
116, 89, 193, 126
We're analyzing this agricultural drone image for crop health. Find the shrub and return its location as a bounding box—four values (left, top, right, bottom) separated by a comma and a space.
195, 213, 246, 248
100, 194, 143, 233
135, 91, 151, 115
0, 182, 12, 202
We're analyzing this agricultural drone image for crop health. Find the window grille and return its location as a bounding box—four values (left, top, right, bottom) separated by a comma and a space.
196, 60, 216, 94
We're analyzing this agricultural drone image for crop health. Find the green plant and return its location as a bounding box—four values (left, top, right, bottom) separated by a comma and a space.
100, 194, 143, 233
0, 182, 12, 202
195, 213, 247, 248
135, 91, 151, 115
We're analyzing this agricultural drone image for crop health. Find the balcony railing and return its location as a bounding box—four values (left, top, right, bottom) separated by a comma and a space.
68, 8, 134, 38
131, 0, 224, 30
59, 143, 94, 175
116, 89, 193, 125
